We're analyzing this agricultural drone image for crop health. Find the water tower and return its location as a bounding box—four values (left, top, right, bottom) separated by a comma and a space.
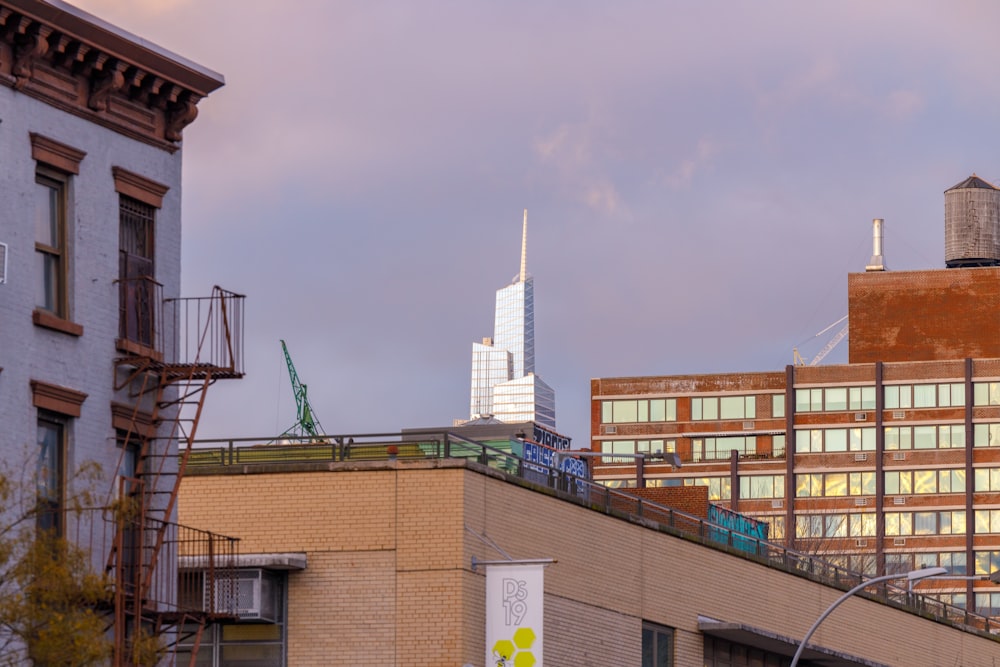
944, 174, 1000, 267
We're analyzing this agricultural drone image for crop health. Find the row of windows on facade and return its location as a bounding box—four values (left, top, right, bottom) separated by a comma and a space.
599, 381, 1000, 424
601, 469, 1000, 503
722, 508, 1000, 541
599, 422, 1000, 462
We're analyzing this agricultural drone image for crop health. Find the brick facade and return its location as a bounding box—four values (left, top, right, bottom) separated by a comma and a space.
180, 460, 1000, 666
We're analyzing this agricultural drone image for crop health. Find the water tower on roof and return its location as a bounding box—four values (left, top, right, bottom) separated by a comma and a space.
945, 174, 1000, 267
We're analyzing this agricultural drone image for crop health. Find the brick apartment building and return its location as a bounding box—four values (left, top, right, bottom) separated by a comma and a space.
591, 176, 1000, 616
178, 434, 1000, 666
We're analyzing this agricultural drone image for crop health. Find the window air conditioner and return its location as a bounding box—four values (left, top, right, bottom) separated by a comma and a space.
893, 496, 906, 505
771, 499, 783, 509
892, 410, 906, 419
854, 412, 867, 421
855, 453, 868, 462
604, 425, 617, 435
742, 421, 754, 430
855, 539, 868, 548
893, 538, 906, 546
892, 452, 906, 461
0, 242, 6, 284
205, 569, 278, 622
855, 497, 867, 506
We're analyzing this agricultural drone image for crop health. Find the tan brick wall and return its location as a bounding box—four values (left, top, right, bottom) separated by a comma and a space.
180, 461, 1000, 666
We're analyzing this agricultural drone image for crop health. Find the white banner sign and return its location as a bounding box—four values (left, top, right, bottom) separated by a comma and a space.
485, 564, 544, 667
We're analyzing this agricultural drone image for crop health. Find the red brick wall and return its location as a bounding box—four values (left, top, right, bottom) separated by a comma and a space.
630, 485, 710, 519
849, 267, 1000, 363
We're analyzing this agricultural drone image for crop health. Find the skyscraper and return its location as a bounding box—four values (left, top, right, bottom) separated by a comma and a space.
469, 211, 556, 428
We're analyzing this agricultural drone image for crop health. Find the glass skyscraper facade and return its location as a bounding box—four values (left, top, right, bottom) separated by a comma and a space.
468, 211, 556, 429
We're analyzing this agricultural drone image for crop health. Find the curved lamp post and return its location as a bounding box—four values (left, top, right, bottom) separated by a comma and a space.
789, 566, 947, 667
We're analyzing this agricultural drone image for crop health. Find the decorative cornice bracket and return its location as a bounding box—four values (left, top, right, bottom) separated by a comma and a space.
12, 21, 49, 89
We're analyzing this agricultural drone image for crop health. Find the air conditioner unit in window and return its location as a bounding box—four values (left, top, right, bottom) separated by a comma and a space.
0, 242, 6, 284
604, 425, 617, 435
893, 496, 906, 505
771, 499, 783, 508
855, 539, 868, 548
855, 497, 868, 506
854, 453, 868, 462
854, 412, 867, 421
892, 452, 906, 461
205, 569, 278, 623
742, 421, 754, 430
893, 538, 906, 546
892, 410, 906, 419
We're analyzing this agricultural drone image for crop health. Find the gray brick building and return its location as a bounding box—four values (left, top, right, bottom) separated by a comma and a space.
0, 1, 242, 662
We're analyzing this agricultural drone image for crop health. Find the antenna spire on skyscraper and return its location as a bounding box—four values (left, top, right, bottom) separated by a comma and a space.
519, 209, 528, 283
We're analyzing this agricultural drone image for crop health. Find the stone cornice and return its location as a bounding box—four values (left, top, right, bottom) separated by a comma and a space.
0, 0, 224, 152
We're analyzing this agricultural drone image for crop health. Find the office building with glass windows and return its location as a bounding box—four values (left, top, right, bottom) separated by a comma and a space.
592, 177, 1000, 617
468, 210, 556, 429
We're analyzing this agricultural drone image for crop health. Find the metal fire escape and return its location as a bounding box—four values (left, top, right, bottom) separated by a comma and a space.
110, 277, 245, 665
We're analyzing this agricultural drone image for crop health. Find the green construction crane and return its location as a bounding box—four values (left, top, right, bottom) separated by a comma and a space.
280, 339, 325, 439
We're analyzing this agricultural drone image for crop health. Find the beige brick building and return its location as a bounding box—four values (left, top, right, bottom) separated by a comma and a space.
178, 449, 1000, 666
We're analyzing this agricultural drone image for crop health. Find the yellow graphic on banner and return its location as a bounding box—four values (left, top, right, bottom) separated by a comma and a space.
492, 627, 537, 666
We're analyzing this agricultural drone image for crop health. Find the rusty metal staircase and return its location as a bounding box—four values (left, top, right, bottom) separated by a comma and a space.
109, 283, 245, 666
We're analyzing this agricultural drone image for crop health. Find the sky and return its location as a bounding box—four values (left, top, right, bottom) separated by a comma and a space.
72, 0, 1000, 447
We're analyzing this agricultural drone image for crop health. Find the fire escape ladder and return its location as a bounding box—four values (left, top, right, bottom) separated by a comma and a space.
139, 365, 214, 594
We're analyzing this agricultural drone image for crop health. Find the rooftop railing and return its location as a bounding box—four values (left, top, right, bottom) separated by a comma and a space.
187, 431, 1000, 637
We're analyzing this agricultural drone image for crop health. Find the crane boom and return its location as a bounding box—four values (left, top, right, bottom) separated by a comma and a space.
280, 339, 325, 439
793, 316, 849, 366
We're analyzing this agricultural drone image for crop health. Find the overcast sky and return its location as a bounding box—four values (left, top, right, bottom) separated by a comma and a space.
74, 0, 1000, 447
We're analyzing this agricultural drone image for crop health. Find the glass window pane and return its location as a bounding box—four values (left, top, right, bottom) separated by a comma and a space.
863, 472, 876, 495
772, 394, 785, 418
825, 429, 847, 452
601, 402, 612, 423
861, 386, 876, 409
613, 401, 638, 423
720, 396, 744, 419
825, 473, 847, 497
885, 427, 900, 450
951, 383, 966, 407
976, 469, 989, 492
885, 472, 899, 495
826, 388, 847, 411
913, 384, 936, 408
914, 512, 936, 535
826, 514, 846, 537
914, 426, 936, 449
914, 470, 936, 494
649, 399, 665, 422
885, 386, 900, 409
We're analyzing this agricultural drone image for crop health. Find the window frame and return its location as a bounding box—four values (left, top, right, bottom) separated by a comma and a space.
642, 621, 674, 667
36, 411, 66, 536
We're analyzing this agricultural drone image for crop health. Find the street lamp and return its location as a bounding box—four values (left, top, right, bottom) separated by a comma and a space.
789, 566, 947, 667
